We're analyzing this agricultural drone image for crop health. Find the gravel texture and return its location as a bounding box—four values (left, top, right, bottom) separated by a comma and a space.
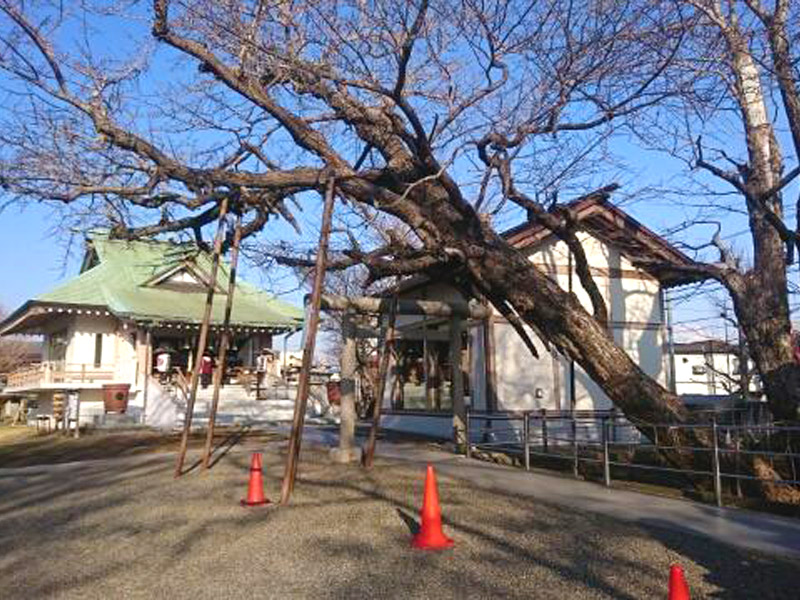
0, 448, 798, 599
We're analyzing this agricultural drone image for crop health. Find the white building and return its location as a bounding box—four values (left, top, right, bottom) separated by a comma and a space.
0, 234, 305, 428
377, 191, 705, 439
673, 340, 760, 400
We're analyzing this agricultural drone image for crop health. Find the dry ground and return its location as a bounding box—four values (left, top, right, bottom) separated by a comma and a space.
0, 425, 283, 468
0, 447, 798, 599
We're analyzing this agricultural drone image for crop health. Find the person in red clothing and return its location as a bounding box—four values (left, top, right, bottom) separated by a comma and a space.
200, 353, 214, 388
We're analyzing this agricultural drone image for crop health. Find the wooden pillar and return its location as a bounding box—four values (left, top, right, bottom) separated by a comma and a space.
450, 316, 466, 449
363, 298, 397, 468
424, 324, 435, 410
174, 197, 229, 478
73, 392, 81, 439
483, 314, 498, 413
280, 177, 336, 504
142, 329, 152, 424
331, 312, 359, 463
551, 352, 562, 412
202, 214, 243, 469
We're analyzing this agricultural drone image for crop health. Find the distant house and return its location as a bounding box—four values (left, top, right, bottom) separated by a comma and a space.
377, 192, 706, 439
0, 234, 304, 427
673, 340, 760, 404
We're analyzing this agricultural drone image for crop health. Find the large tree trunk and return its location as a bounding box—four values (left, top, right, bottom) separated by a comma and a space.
724, 35, 799, 422
369, 178, 708, 471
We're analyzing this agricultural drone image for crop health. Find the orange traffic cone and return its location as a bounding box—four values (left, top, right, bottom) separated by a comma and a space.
411, 464, 454, 550
240, 453, 270, 507
668, 564, 690, 600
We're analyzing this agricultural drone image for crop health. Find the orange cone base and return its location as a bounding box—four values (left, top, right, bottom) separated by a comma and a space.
411, 532, 454, 550
240, 498, 271, 507
411, 519, 454, 550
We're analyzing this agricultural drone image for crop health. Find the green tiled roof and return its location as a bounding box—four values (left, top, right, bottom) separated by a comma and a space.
34, 234, 303, 330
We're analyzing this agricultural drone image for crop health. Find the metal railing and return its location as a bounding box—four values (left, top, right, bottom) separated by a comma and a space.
465, 409, 800, 507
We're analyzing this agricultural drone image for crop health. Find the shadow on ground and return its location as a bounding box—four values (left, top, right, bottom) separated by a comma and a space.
0, 447, 797, 599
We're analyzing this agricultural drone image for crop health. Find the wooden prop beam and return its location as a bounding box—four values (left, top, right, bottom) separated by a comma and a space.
202, 214, 243, 469
319, 294, 490, 319
174, 197, 229, 478
363, 298, 398, 468
280, 177, 336, 504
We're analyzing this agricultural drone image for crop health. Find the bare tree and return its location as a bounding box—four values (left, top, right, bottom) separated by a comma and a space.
1, 1, 798, 496
0, 309, 39, 378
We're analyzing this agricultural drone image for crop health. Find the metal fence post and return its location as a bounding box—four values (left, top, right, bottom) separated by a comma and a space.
602, 416, 611, 487
572, 413, 579, 478
523, 411, 530, 471
712, 416, 722, 507
465, 409, 472, 459
541, 409, 548, 453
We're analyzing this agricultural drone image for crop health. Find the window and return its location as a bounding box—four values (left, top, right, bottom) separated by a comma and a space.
390, 330, 468, 412
691, 365, 706, 375
94, 333, 103, 368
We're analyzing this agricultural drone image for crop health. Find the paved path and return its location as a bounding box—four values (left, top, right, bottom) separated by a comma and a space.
2, 426, 799, 561
374, 440, 800, 560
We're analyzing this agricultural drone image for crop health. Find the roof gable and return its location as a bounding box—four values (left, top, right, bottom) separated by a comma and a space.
142, 261, 225, 294
501, 190, 705, 287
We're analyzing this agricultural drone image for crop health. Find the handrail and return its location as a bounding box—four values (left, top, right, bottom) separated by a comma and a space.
173, 368, 189, 401
465, 408, 798, 508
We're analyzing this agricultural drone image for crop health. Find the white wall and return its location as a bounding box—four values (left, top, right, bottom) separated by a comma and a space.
673, 350, 758, 396
379, 230, 667, 422
475, 232, 666, 413
65, 314, 119, 369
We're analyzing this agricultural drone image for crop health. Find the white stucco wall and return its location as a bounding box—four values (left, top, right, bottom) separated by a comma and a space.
380, 230, 668, 422
65, 314, 116, 366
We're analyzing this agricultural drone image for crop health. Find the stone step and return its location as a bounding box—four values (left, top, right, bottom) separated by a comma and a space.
98, 413, 140, 428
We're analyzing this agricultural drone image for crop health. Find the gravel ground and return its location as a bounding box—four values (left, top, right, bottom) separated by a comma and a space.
0, 448, 798, 599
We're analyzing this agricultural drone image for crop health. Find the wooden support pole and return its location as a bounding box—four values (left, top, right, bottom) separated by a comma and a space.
363, 298, 398, 468
73, 392, 81, 439
202, 214, 243, 469
280, 177, 336, 504
174, 197, 229, 478
142, 329, 152, 424
450, 315, 466, 449
424, 324, 434, 410
483, 313, 498, 413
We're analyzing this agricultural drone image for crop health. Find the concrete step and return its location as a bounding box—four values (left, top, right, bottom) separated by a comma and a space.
98, 413, 140, 428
